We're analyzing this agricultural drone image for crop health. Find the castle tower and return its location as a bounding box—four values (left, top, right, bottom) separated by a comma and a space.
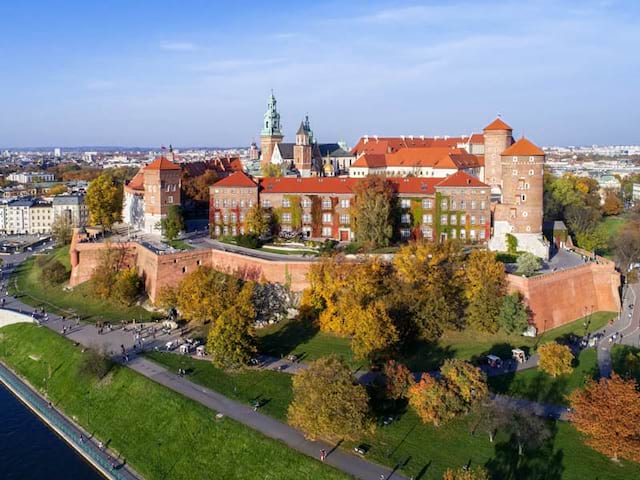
260, 92, 284, 167
249, 141, 259, 161
293, 116, 313, 173
142, 156, 182, 235
483, 117, 513, 197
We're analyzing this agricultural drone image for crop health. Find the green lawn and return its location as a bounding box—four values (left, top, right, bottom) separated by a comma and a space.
0, 324, 347, 480
488, 349, 599, 406
148, 339, 640, 479
600, 215, 627, 257
258, 312, 616, 373
167, 239, 193, 250
10, 247, 159, 323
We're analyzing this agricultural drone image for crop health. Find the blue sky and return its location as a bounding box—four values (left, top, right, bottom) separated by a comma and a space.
0, 0, 638, 148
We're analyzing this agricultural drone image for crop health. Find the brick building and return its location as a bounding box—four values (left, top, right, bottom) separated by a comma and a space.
209, 170, 491, 243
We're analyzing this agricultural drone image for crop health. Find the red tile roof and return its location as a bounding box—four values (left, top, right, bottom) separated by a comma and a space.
351, 148, 482, 170
125, 170, 145, 191
351, 135, 483, 156
483, 117, 512, 131
145, 156, 181, 171
435, 171, 488, 188
212, 171, 257, 188
501, 137, 545, 156
261, 177, 358, 194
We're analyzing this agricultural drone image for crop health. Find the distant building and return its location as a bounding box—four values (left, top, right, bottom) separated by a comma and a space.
7, 172, 56, 184
633, 183, 640, 202
52, 195, 89, 227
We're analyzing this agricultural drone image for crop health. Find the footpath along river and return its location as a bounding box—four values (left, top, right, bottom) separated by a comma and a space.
0, 382, 103, 480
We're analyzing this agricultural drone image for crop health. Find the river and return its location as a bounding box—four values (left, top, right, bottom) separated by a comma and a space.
0, 382, 103, 480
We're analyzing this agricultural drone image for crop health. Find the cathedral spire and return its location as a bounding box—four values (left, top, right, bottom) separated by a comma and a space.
261, 91, 283, 137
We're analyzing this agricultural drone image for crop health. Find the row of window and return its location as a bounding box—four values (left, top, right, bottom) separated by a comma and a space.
399, 198, 487, 210
399, 228, 486, 240
512, 170, 537, 176
214, 212, 246, 223
214, 198, 255, 208
399, 213, 486, 226
279, 213, 350, 225
148, 184, 178, 193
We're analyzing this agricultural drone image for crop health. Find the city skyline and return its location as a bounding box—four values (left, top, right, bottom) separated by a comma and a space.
1, 0, 639, 148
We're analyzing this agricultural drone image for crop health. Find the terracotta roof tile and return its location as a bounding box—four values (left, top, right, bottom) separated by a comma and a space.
436, 171, 488, 188
483, 117, 512, 131
144, 156, 181, 171
212, 171, 257, 188
351, 135, 482, 156
260, 177, 358, 194
352, 148, 481, 170
125, 170, 145, 191
501, 137, 545, 156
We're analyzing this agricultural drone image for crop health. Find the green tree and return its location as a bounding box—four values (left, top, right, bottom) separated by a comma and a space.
91, 245, 126, 299
464, 250, 506, 333
575, 224, 609, 253
51, 215, 73, 246
260, 163, 282, 177
41, 260, 68, 286
78, 347, 112, 380
516, 252, 541, 277
504, 409, 550, 456
85, 172, 123, 230
351, 175, 395, 249
207, 283, 257, 369
498, 293, 529, 334
506, 233, 518, 255
161, 205, 184, 242
288, 355, 372, 441
613, 220, 640, 275
113, 267, 142, 306
244, 204, 273, 237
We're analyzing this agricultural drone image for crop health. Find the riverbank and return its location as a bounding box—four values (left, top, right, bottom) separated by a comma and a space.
0, 323, 348, 480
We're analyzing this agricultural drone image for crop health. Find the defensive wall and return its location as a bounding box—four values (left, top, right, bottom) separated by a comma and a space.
69, 234, 620, 333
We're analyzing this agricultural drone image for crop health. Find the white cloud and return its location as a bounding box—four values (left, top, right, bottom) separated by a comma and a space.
160, 41, 198, 52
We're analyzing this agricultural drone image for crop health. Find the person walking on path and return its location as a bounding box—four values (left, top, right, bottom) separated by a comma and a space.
320, 449, 326, 462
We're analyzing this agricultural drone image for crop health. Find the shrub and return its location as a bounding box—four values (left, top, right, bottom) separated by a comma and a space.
41, 260, 68, 286
234, 234, 261, 249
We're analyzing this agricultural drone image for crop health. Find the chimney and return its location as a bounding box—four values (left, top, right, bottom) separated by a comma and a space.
420, 135, 425, 140
374, 135, 379, 142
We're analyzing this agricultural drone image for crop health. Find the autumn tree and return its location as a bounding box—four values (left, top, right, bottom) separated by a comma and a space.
182, 170, 218, 203
394, 241, 465, 339
351, 300, 399, 363
464, 250, 506, 333
91, 244, 126, 299
382, 360, 415, 400
601, 189, 623, 216
497, 293, 529, 334
288, 355, 372, 441
113, 267, 142, 306
47, 184, 68, 196
442, 466, 489, 480
516, 252, 541, 277
569, 374, 640, 462
160, 205, 184, 242
613, 220, 640, 275
351, 175, 395, 249
51, 215, 73, 246
41, 260, 68, 286
207, 283, 257, 369
538, 342, 574, 377
575, 224, 609, 253
260, 162, 282, 178
85, 172, 123, 230
244, 204, 273, 237
441, 359, 488, 409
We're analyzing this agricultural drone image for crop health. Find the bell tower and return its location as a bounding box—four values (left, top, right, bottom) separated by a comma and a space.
294, 115, 313, 173
260, 92, 284, 167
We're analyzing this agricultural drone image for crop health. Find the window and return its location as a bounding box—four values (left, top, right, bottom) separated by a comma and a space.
529, 156, 535, 163
440, 215, 447, 225
239, 213, 245, 222
422, 214, 432, 224
303, 213, 311, 223
450, 215, 457, 225
522, 211, 528, 217
460, 200, 465, 209
322, 198, 332, 209
480, 201, 485, 209
222, 199, 228, 208
451, 200, 457, 209
521, 194, 526, 202
282, 198, 291, 208
240, 200, 245, 208
471, 200, 476, 209
400, 228, 411, 239
302, 198, 311, 208
480, 215, 486, 224
214, 199, 220, 208
340, 199, 350, 208
470, 229, 477, 239
322, 213, 332, 223
510, 208, 517, 219
339, 214, 350, 224
223, 213, 228, 223
512, 170, 517, 176
471, 215, 476, 225
401, 213, 411, 224
479, 230, 486, 240
248, 199, 254, 207
281, 225, 292, 233
322, 226, 332, 237
451, 229, 457, 239
441, 200, 448, 210
422, 227, 433, 239
282, 213, 291, 223
230, 212, 237, 223
529, 170, 534, 176
422, 199, 432, 209
262, 199, 271, 208
231, 199, 237, 208
460, 215, 466, 225
460, 229, 466, 239
512, 156, 518, 162
400, 198, 411, 209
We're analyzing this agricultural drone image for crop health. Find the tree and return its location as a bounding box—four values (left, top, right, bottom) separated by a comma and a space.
160, 205, 184, 242
602, 189, 623, 216
91, 245, 126, 299
382, 360, 415, 400
51, 215, 73, 246
538, 342, 573, 377
85, 172, 123, 230
440, 359, 488, 409
113, 267, 142, 306
516, 252, 541, 277
78, 347, 112, 380
47, 184, 68, 196
351, 176, 395, 249
207, 283, 257, 369
288, 355, 372, 441
474, 401, 510, 443
565, 204, 601, 237
182, 170, 218, 203
351, 300, 399, 363
464, 250, 506, 333
613, 220, 640, 274
504, 409, 550, 456
498, 293, 529, 334
506, 233, 518, 255
260, 162, 282, 178
442, 466, 489, 480
575, 224, 609, 253
569, 374, 640, 462
244, 204, 273, 237
41, 260, 68, 286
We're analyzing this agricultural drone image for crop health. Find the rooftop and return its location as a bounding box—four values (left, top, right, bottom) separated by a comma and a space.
502, 137, 545, 156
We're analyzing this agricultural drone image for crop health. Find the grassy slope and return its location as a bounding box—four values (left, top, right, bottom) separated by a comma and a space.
11, 247, 158, 323
0, 324, 347, 480
257, 312, 616, 373
146, 351, 640, 480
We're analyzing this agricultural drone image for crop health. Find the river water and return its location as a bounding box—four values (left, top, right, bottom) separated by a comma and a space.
0, 383, 103, 480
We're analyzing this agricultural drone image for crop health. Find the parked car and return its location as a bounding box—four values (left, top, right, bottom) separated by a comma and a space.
354, 444, 370, 455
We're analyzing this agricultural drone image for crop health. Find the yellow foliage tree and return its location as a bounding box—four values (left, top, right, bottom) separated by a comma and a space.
464, 250, 506, 333
442, 466, 489, 480
351, 300, 399, 362
538, 342, 574, 377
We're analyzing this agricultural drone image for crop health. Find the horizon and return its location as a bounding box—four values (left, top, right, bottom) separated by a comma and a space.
1, 0, 639, 148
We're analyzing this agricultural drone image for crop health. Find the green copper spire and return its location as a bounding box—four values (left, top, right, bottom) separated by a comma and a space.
261, 91, 283, 137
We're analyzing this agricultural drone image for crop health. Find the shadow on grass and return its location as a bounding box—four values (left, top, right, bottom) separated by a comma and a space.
258, 317, 319, 358
486, 421, 564, 480
398, 340, 456, 372
611, 345, 640, 382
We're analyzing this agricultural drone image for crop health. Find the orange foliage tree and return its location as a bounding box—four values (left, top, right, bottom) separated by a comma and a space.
569, 374, 640, 462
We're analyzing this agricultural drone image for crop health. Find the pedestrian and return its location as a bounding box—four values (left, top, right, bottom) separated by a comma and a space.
98, 441, 104, 450
320, 449, 326, 462
80, 434, 85, 443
